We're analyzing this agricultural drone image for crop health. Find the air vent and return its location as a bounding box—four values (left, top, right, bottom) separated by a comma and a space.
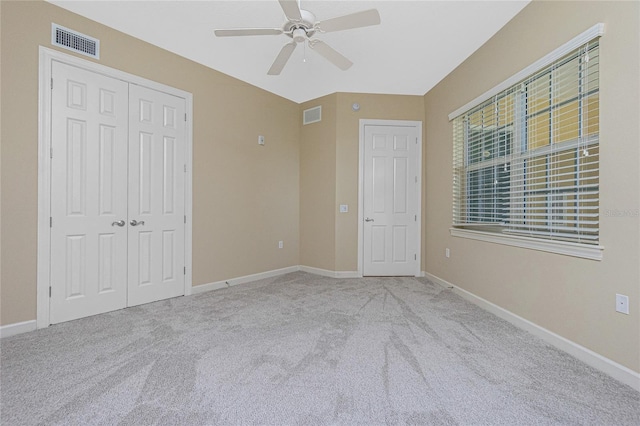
303, 106, 322, 125
52, 24, 100, 59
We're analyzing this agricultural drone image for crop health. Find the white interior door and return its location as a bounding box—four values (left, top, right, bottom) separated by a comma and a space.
50, 62, 129, 323
363, 124, 420, 276
127, 84, 186, 306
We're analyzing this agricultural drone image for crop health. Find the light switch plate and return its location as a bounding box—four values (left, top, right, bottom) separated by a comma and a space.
616, 294, 629, 314
339, 204, 348, 213
258, 135, 265, 145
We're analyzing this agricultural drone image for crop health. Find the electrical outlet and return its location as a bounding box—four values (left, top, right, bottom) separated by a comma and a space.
616, 294, 629, 314
445, 248, 450, 258
258, 135, 265, 145
339, 204, 348, 213
278, 240, 283, 249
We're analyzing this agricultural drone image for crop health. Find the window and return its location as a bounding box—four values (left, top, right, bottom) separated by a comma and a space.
451, 31, 601, 258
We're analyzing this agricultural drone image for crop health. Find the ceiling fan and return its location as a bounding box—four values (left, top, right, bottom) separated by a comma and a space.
214, 0, 381, 75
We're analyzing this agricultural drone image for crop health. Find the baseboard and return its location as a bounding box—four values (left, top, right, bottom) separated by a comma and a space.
424, 272, 640, 392
299, 265, 360, 279
193, 265, 360, 295
192, 266, 301, 294
0, 320, 37, 339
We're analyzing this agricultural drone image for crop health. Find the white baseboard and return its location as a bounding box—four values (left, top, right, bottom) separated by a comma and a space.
193, 265, 360, 296
0, 320, 37, 339
192, 266, 301, 294
299, 265, 360, 279
424, 272, 640, 392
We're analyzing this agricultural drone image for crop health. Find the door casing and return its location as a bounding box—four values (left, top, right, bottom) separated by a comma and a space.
37, 47, 194, 328
358, 119, 423, 277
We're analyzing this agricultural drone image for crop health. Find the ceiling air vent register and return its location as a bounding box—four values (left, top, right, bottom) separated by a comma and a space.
51, 24, 100, 59
303, 106, 322, 125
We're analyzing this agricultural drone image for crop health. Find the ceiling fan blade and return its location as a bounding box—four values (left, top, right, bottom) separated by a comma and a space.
268, 42, 297, 75
214, 28, 283, 37
278, 0, 302, 21
319, 9, 381, 33
309, 40, 353, 71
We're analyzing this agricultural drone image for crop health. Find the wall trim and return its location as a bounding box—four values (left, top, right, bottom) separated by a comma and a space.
193, 265, 361, 295
450, 228, 604, 261
299, 266, 360, 279
424, 271, 640, 392
0, 320, 37, 339
37, 47, 194, 328
191, 266, 301, 294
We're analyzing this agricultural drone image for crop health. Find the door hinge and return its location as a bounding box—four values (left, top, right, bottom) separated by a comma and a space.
184, 164, 186, 173
415, 215, 417, 221
50, 147, 53, 159
184, 266, 186, 275
415, 176, 418, 183
416, 137, 418, 144
51, 78, 54, 90
184, 215, 186, 224
414, 254, 417, 260
184, 113, 187, 122
49, 286, 52, 297
50, 217, 53, 228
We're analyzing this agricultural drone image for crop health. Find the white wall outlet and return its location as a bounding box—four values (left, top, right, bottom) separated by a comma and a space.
258, 135, 265, 146
616, 294, 629, 314
278, 240, 283, 249
339, 204, 348, 213
445, 248, 450, 258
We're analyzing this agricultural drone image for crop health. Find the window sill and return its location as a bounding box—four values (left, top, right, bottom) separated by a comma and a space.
450, 228, 603, 261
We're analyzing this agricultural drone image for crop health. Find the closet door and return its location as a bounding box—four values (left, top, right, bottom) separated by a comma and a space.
127, 84, 186, 306
49, 62, 129, 324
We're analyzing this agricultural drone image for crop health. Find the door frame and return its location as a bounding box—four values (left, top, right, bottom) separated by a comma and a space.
37, 47, 194, 328
357, 119, 423, 277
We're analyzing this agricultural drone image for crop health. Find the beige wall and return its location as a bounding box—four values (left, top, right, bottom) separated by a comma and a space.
334, 93, 425, 272
299, 93, 424, 272
0, 1, 300, 325
299, 94, 337, 270
424, 0, 639, 372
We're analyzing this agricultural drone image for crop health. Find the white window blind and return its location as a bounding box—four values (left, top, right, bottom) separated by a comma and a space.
452, 40, 600, 245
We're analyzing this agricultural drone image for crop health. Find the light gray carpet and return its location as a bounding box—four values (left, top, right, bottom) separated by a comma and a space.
1, 272, 638, 425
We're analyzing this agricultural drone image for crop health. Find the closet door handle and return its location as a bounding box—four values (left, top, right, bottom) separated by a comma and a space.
364, 218, 374, 222
130, 220, 145, 226
111, 220, 125, 227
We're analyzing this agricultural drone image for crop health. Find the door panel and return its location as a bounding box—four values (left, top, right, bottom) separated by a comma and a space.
127, 85, 186, 306
363, 125, 419, 276
50, 62, 129, 324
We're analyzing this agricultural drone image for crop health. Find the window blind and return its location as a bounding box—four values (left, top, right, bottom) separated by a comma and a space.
452, 40, 600, 245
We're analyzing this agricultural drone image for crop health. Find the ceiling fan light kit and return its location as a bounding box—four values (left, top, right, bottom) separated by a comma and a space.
214, 0, 380, 75
292, 28, 307, 44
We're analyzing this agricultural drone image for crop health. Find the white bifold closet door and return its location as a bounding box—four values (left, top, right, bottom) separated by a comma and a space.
50, 62, 185, 324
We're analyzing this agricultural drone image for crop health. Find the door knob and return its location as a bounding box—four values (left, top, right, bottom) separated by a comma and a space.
130, 219, 145, 226
111, 220, 125, 227
365, 218, 374, 222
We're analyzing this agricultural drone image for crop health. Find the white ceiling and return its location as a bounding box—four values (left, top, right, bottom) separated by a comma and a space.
48, 0, 530, 103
